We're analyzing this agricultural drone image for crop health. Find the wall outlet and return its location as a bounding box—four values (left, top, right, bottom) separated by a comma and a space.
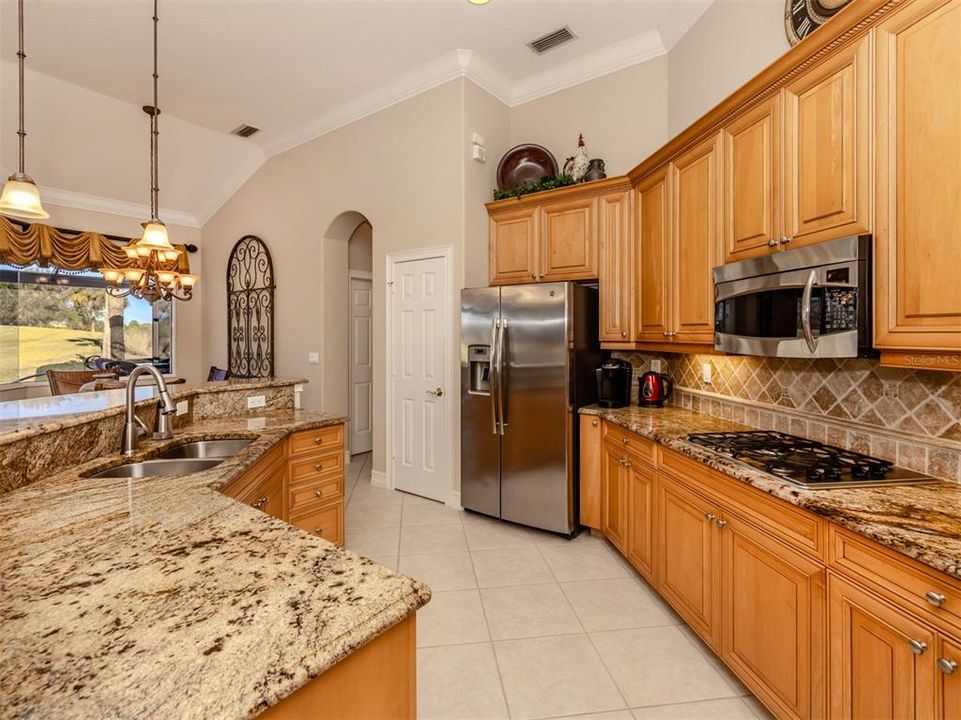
176, 400, 189, 416
247, 417, 266, 431
308, 352, 319, 365
702, 362, 713, 384
247, 395, 266, 409
650, 358, 663, 373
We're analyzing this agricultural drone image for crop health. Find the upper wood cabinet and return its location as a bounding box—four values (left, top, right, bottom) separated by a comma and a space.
598, 189, 633, 343
673, 133, 724, 344
873, 0, 961, 354
540, 195, 598, 281
723, 95, 783, 263
634, 166, 672, 342
489, 205, 538, 285
784, 36, 871, 247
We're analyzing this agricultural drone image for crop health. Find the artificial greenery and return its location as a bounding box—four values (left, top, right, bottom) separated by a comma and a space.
493, 174, 575, 200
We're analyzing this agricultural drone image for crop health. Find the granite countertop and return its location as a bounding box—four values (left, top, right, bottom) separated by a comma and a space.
0, 377, 308, 444
0, 409, 431, 720
581, 404, 961, 581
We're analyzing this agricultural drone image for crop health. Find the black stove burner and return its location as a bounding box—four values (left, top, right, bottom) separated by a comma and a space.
685, 430, 934, 489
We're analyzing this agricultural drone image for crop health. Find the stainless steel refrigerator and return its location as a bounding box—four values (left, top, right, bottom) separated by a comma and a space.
460, 282, 602, 534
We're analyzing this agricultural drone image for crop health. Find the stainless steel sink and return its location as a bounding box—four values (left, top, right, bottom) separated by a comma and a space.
88, 458, 225, 479
156, 438, 253, 460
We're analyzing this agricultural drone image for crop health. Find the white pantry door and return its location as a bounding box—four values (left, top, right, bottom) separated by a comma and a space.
390, 255, 449, 502
349, 276, 373, 455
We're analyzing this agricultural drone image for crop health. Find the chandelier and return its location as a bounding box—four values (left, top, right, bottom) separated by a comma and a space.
0, 0, 50, 220
99, 0, 196, 303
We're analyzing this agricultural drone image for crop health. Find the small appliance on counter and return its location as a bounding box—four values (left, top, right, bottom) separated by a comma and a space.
596, 358, 632, 408
638, 371, 673, 407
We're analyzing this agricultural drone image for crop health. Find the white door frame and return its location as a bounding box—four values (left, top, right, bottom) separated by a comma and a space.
347, 270, 373, 458
384, 244, 454, 504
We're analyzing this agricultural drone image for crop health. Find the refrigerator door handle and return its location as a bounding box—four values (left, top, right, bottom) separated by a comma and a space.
490, 318, 500, 435
497, 318, 508, 435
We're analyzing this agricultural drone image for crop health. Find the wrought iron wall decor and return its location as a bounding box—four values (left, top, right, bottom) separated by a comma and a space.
227, 235, 274, 378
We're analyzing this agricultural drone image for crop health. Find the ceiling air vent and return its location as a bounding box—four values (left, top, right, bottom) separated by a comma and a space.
231, 124, 261, 138
527, 26, 577, 55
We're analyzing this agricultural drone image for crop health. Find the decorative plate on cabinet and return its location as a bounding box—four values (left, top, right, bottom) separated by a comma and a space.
496, 144, 559, 191
785, 0, 852, 45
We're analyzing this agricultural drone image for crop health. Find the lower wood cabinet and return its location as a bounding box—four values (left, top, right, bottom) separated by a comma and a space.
601, 440, 629, 553
222, 424, 346, 545
939, 636, 961, 719
579, 415, 603, 529
626, 460, 655, 583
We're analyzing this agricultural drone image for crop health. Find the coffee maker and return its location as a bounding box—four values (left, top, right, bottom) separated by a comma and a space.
596, 359, 633, 408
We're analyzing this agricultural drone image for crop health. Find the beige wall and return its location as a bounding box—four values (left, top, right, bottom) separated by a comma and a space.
509, 57, 670, 178
19, 204, 204, 389
667, 0, 790, 136
202, 80, 465, 481
348, 222, 373, 272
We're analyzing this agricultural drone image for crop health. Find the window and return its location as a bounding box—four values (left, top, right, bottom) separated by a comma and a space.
0, 264, 172, 384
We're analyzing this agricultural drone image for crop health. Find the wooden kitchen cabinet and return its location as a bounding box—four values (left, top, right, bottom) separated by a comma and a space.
540, 195, 598, 281
723, 94, 783, 263
783, 37, 870, 248
938, 635, 961, 719
873, 0, 961, 356
657, 471, 721, 649
579, 414, 603, 529
672, 133, 723, 344
489, 205, 538, 285
634, 166, 672, 343
598, 189, 633, 343
721, 512, 826, 720
602, 440, 629, 553
626, 459, 656, 583
828, 574, 937, 719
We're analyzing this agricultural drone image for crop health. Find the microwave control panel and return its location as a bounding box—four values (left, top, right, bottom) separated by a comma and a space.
823, 288, 858, 332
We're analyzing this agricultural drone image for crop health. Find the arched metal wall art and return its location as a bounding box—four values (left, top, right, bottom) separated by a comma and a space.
227, 235, 275, 378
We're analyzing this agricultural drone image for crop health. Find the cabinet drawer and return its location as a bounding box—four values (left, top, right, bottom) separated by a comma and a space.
658, 446, 826, 560
289, 450, 343, 485
291, 500, 344, 545
829, 526, 961, 637
289, 474, 343, 515
602, 422, 656, 466
289, 424, 344, 457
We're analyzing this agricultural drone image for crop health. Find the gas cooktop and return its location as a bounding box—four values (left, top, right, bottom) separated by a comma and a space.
686, 430, 938, 489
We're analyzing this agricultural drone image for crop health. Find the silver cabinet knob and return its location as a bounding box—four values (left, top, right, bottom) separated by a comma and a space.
938, 657, 958, 675
767, 238, 779, 247
314, 527, 323, 535
622, 437, 630, 444
314, 463, 324, 470
314, 490, 323, 497
716, 518, 728, 528
908, 639, 928, 655
531, 273, 537, 279
705, 513, 717, 522
780, 235, 791, 245
314, 437, 324, 445
623, 460, 632, 469
591, 420, 598, 427
925, 591, 947, 607
621, 331, 627, 338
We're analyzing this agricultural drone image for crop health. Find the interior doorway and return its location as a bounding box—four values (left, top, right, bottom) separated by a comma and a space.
348, 221, 373, 456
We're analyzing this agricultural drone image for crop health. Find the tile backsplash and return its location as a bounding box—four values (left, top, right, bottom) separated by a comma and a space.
614, 352, 961, 483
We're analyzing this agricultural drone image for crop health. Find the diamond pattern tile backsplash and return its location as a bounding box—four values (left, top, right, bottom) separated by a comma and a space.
614, 352, 961, 482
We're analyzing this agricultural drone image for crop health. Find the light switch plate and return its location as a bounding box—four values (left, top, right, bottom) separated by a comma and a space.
247, 395, 266, 409
308, 352, 319, 365
176, 400, 189, 416
471, 132, 485, 146
247, 417, 266, 430
702, 362, 713, 384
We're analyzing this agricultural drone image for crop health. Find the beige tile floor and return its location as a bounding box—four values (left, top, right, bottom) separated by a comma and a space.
344, 454, 774, 720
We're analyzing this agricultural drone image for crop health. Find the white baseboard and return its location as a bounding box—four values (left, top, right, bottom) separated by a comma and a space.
370, 469, 388, 489
447, 489, 462, 510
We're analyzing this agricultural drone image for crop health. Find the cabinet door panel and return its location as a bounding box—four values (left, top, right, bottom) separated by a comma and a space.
634, 167, 672, 342
723, 96, 782, 263
657, 473, 719, 649
940, 635, 961, 720
598, 190, 633, 342
874, 0, 961, 350
673, 133, 723, 344
579, 415, 603, 530
490, 207, 538, 285
626, 460, 655, 582
541, 197, 598, 280
784, 37, 870, 246
291, 499, 344, 545
602, 443, 628, 552
828, 575, 936, 719
722, 515, 825, 720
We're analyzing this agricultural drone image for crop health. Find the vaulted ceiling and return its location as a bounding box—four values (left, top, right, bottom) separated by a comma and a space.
0, 0, 712, 225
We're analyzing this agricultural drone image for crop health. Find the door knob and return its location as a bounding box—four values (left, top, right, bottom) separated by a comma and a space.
780, 235, 791, 245
715, 518, 728, 528
705, 513, 717, 522
938, 657, 958, 675
908, 639, 928, 655
767, 238, 778, 247
426, 387, 444, 397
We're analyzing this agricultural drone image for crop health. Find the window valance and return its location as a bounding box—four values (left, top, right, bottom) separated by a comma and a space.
0, 215, 191, 274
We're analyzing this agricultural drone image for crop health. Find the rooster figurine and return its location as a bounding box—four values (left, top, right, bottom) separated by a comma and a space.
563, 134, 590, 182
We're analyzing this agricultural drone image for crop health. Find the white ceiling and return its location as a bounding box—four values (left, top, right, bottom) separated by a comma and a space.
0, 0, 712, 223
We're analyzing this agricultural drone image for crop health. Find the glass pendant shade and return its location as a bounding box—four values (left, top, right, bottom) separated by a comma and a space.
138, 220, 173, 250
0, 175, 49, 220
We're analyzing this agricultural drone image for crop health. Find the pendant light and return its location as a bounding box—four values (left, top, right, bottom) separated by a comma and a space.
0, 0, 49, 219
99, 0, 196, 303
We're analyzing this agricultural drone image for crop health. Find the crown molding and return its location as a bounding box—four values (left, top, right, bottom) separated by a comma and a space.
457, 50, 513, 106
194, 147, 268, 225
38, 185, 202, 228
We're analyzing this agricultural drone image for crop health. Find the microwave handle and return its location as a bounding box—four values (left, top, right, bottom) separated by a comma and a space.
801, 270, 818, 354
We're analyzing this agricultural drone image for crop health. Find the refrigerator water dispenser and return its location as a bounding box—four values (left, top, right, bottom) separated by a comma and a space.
467, 345, 491, 394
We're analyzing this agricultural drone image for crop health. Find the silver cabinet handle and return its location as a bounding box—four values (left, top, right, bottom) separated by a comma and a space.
622, 437, 630, 444
426, 387, 444, 397
767, 238, 779, 247
800, 269, 818, 354
314, 463, 324, 470
621, 331, 627, 338
908, 639, 928, 655
780, 235, 791, 245
716, 518, 728, 528
925, 591, 947, 607
314, 490, 323, 497
591, 420, 598, 427
662, 331, 670, 337
938, 657, 958, 675
531, 273, 537, 279
705, 513, 717, 522
314, 437, 324, 445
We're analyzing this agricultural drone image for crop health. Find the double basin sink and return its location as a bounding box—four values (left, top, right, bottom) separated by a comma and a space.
88, 438, 253, 479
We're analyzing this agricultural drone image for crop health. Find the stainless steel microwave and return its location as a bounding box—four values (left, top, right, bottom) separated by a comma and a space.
712, 235, 874, 359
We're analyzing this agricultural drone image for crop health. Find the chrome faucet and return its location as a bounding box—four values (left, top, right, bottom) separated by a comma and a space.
122, 364, 177, 456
